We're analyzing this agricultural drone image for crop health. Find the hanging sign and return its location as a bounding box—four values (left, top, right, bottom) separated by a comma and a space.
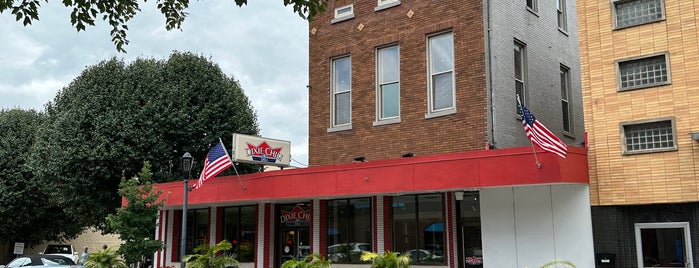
232, 134, 291, 167
280, 206, 311, 227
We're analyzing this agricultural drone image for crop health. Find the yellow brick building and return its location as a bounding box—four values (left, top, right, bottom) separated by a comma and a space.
579, 0, 699, 266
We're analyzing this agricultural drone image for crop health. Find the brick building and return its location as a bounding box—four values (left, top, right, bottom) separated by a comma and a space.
579, 0, 699, 266
152, 0, 595, 267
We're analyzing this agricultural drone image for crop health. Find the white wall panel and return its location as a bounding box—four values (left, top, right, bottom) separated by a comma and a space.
551, 184, 595, 267
480, 187, 517, 267
514, 185, 556, 268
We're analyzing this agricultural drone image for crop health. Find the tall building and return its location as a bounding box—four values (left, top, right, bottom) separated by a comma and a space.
151, 1, 594, 268
579, 0, 699, 267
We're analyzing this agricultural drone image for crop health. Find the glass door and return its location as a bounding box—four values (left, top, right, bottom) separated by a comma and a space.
276, 202, 311, 268
635, 222, 693, 268
456, 192, 483, 268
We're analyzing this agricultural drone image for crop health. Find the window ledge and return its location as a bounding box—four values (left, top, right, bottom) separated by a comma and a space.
373, 117, 401, 126
558, 28, 569, 36
425, 108, 456, 119
618, 81, 671, 92
331, 14, 355, 24
327, 124, 353, 132
622, 147, 677, 156
374, 1, 401, 12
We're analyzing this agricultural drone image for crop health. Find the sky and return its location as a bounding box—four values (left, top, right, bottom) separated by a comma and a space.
0, 1, 310, 167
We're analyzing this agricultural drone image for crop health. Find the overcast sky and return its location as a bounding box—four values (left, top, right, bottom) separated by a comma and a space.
0, 1, 310, 167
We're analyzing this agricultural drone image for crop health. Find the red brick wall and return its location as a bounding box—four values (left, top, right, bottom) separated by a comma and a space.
308, 0, 487, 166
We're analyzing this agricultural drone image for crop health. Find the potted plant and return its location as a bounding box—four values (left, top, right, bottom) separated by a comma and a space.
183, 240, 239, 268
540, 260, 576, 268
84, 247, 127, 268
281, 253, 331, 268
360, 251, 411, 268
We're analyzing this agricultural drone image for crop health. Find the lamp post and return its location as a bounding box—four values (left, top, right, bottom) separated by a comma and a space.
180, 152, 193, 268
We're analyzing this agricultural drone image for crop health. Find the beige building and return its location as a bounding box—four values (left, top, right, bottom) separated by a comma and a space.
579, 0, 699, 266
24, 228, 122, 256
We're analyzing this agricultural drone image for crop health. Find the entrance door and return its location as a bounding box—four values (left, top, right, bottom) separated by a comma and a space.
276, 202, 311, 268
456, 192, 483, 268
635, 222, 693, 268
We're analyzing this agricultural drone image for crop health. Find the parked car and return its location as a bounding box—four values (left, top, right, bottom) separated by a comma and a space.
403, 249, 443, 262
327, 243, 371, 263
42, 245, 78, 264
0, 254, 84, 268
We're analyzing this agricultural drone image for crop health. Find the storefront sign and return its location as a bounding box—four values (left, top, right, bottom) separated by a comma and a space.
232, 134, 291, 167
280, 206, 311, 227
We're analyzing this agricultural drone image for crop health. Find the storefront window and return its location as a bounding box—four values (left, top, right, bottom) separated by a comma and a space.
392, 194, 445, 264
223, 206, 256, 262
186, 209, 209, 255
327, 198, 372, 263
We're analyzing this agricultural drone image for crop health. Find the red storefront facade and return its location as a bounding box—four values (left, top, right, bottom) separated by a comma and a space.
153, 146, 594, 268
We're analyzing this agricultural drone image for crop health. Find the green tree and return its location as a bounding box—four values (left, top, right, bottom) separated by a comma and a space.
0, 0, 328, 52
0, 109, 78, 260
106, 161, 165, 265
28, 51, 260, 238
183, 240, 239, 268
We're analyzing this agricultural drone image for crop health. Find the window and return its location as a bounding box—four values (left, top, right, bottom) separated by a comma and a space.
527, 0, 538, 12
376, 45, 400, 123
330, 56, 351, 130
613, 0, 665, 29
557, 0, 567, 31
616, 52, 670, 91
514, 40, 526, 113
376, 0, 401, 10
392, 194, 445, 265
332, 4, 355, 23
635, 222, 694, 267
426, 32, 455, 117
223, 206, 256, 262
185, 209, 209, 255
327, 198, 372, 263
560, 65, 571, 133
621, 117, 676, 155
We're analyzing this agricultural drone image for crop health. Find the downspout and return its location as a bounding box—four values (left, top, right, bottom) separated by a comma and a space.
485, 0, 495, 148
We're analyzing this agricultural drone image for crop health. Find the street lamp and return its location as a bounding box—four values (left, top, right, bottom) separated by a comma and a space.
180, 152, 193, 268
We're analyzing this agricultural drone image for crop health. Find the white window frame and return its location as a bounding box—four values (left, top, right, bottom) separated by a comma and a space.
425, 31, 456, 119
557, 0, 568, 32
332, 4, 355, 24
375, 44, 401, 125
329, 55, 352, 132
514, 40, 527, 114
612, 0, 666, 29
615, 52, 671, 92
620, 117, 677, 155
635, 222, 693, 268
527, 0, 538, 13
375, 0, 401, 11
560, 65, 572, 133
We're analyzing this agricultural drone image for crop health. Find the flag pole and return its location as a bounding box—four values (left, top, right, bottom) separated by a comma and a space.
223, 137, 246, 190
517, 95, 542, 169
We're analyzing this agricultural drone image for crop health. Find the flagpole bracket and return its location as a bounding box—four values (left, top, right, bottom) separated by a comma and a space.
536, 162, 542, 169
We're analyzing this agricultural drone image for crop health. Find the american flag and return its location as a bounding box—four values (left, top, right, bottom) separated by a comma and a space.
519, 102, 568, 158
193, 140, 234, 189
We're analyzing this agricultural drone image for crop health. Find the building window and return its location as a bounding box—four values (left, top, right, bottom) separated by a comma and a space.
186, 209, 209, 255
376, 0, 401, 11
426, 32, 455, 117
613, 0, 665, 29
621, 117, 676, 155
332, 4, 355, 23
330, 56, 351, 130
635, 222, 694, 267
514, 40, 527, 114
392, 194, 445, 265
327, 198, 372, 264
376, 45, 400, 123
616, 52, 670, 91
222, 206, 256, 262
557, 0, 567, 31
560, 65, 571, 133
527, 0, 538, 12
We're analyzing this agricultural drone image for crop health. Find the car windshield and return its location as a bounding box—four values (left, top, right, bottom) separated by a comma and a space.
44, 246, 71, 254
41, 256, 75, 265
